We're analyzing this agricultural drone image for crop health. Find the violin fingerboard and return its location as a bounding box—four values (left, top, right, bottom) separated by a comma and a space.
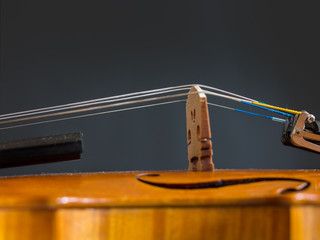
0, 132, 83, 169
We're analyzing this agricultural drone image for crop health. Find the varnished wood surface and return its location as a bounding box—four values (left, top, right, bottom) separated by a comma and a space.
0, 170, 320, 239
0, 170, 320, 207
0, 206, 295, 240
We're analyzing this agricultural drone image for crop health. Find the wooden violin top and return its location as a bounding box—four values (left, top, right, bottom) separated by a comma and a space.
1, 169, 320, 208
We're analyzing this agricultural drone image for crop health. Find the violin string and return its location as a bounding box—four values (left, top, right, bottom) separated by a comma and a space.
0, 89, 287, 127
199, 84, 256, 102
249, 101, 301, 115
0, 90, 254, 127
241, 101, 292, 117
203, 90, 251, 103
0, 99, 186, 131
0, 98, 286, 131
207, 103, 286, 123
204, 89, 299, 116
0, 95, 289, 131
0, 84, 254, 121
0, 85, 293, 130
0, 92, 191, 125
0, 87, 191, 121
0, 85, 191, 118
0, 87, 252, 125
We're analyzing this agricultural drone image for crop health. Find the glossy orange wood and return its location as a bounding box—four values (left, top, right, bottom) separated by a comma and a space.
0, 170, 320, 207
0, 170, 319, 239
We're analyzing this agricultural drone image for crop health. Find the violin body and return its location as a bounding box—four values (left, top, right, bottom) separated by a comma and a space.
0, 85, 319, 239
0, 170, 319, 240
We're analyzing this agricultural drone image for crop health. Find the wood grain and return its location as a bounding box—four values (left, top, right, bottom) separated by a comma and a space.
291, 206, 320, 240
0, 206, 291, 240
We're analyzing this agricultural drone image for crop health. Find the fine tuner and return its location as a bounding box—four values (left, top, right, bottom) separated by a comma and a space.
0, 84, 319, 169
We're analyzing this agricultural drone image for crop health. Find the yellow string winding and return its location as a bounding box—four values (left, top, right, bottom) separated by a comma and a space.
252, 101, 302, 115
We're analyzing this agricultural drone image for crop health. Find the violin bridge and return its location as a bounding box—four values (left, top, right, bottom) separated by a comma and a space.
186, 85, 214, 171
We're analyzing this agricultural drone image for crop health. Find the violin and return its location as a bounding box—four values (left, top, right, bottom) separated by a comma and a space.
0, 85, 319, 240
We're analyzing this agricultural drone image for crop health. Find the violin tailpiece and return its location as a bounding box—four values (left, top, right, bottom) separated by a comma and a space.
186, 85, 214, 171
282, 111, 320, 154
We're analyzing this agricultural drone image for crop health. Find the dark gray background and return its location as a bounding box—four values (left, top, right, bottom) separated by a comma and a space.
1, 0, 320, 176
